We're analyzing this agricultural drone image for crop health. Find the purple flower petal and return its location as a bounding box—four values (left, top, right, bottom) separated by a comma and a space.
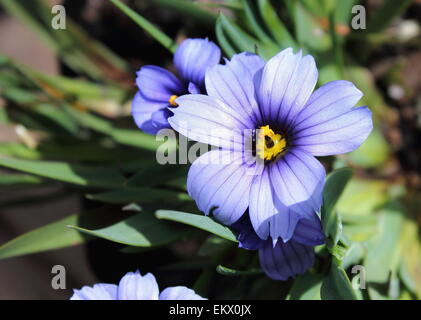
132, 92, 168, 134
269, 148, 325, 219
151, 107, 173, 129
70, 284, 117, 300
188, 82, 201, 94
168, 94, 249, 150
159, 286, 206, 300
187, 150, 254, 225
292, 214, 325, 246
231, 213, 265, 250
259, 239, 315, 281
205, 52, 265, 126
174, 38, 221, 86
292, 80, 373, 156
136, 65, 184, 101
255, 48, 317, 125
117, 271, 159, 300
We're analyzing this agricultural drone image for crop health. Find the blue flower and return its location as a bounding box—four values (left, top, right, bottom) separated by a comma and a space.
132, 38, 221, 134
169, 48, 372, 243
70, 270, 205, 300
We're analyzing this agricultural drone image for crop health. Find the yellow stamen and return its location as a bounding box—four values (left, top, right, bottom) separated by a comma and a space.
168, 95, 178, 107
256, 125, 287, 161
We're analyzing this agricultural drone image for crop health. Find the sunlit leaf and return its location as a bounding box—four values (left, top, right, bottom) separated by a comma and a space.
156, 210, 238, 242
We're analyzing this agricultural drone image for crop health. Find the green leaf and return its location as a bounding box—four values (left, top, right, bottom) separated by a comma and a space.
365, 204, 404, 285
0, 215, 85, 260
69, 212, 186, 247
257, 0, 296, 48
216, 265, 262, 276
108, 0, 176, 53
0, 157, 125, 188
0, 208, 118, 259
288, 272, 324, 300
150, 0, 216, 26
0, 173, 42, 185
321, 261, 359, 300
241, 0, 272, 43
321, 168, 353, 249
215, 16, 237, 58
155, 210, 238, 242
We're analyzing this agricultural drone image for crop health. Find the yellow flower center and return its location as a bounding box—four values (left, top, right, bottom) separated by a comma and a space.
256, 125, 287, 161
168, 95, 178, 107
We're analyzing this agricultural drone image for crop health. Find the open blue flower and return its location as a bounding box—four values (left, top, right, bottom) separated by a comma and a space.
132, 38, 221, 134
169, 49, 372, 243
70, 270, 205, 300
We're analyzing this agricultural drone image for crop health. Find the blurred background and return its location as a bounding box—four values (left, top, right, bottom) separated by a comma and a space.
0, 0, 420, 300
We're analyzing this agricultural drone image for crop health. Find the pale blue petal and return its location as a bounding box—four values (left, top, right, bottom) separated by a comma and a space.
159, 286, 206, 300
205, 52, 264, 126
136, 65, 184, 101
255, 48, 317, 125
168, 94, 248, 150
70, 283, 117, 300
117, 271, 159, 300
269, 148, 325, 219
187, 150, 254, 225
174, 38, 221, 86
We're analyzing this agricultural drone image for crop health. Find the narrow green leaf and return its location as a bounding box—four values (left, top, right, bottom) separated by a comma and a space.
0, 207, 119, 259
216, 265, 262, 276
216, 16, 237, 58
0, 157, 125, 188
0, 215, 85, 259
155, 210, 238, 242
257, 0, 296, 48
241, 0, 272, 43
217, 13, 258, 53
69, 212, 186, 247
108, 0, 176, 53
0, 173, 42, 185
150, 0, 216, 26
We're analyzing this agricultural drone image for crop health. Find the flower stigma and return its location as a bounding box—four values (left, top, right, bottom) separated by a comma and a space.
256, 125, 287, 161
168, 95, 178, 107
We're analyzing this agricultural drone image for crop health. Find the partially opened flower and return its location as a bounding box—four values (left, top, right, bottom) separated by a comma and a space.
70, 270, 205, 300
169, 49, 373, 243
132, 38, 221, 134
233, 212, 324, 280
